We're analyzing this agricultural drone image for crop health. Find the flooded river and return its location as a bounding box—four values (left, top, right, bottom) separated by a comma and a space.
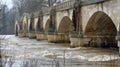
0, 35, 120, 67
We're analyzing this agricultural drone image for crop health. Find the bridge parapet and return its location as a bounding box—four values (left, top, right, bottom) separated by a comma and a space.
33, 0, 76, 16
54, 0, 76, 11
80, 0, 106, 6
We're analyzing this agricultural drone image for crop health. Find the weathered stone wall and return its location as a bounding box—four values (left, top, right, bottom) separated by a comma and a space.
43, 15, 50, 31
23, 16, 28, 35
28, 19, 31, 32
34, 18, 39, 33
81, 0, 120, 32
56, 9, 73, 30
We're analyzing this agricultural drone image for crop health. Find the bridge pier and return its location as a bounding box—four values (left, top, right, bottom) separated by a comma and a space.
70, 37, 83, 48
18, 31, 27, 37
18, 33, 26, 37
36, 32, 47, 40
25, 33, 29, 37
70, 35, 119, 48
47, 33, 70, 43
116, 36, 120, 55
118, 41, 120, 53
28, 32, 36, 39
70, 36, 91, 48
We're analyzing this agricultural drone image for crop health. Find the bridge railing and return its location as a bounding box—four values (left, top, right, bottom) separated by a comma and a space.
54, 0, 76, 11
80, 0, 105, 6
42, 0, 76, 15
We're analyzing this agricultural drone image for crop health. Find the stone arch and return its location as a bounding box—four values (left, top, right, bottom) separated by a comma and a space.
44, 19, 50, 34
23, 16, 28, 34
36, 17, 43, 32
58, 16, 73, 33
23, 22, 27, 32
56, 16, 73, 42
15, 21, 20, 36
84, 11, 117, 48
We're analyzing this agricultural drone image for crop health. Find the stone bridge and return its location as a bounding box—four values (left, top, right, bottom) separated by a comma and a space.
15, 0, 120, 49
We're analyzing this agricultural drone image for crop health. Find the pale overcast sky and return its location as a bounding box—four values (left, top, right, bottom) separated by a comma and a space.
3, 0, 13, 9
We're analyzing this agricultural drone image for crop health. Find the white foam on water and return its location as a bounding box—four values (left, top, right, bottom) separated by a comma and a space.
57, 55, 70, 59
66, 47, 82, 50
42, 53, 62, 58
72, 55, 87, 60
40, 50, 50, 55
88, 55, 118, 61
40, 50, 61, 58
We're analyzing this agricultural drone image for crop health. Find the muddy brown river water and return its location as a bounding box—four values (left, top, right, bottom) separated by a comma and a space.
0, 35, 120, 67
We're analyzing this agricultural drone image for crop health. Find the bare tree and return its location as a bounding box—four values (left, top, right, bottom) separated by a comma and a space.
12, 0, 67, 15
12, 0, 48, 14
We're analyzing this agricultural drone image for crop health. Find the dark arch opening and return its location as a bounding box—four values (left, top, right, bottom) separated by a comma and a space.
85, 11, 117, 48
57, 16, 73, 43
58, 16, 73, 33
15, 25, 19, 36
37, 17, 43, 32
23, 23, 27, 33
29, 17, 34, 32
23, 18, 28, 33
